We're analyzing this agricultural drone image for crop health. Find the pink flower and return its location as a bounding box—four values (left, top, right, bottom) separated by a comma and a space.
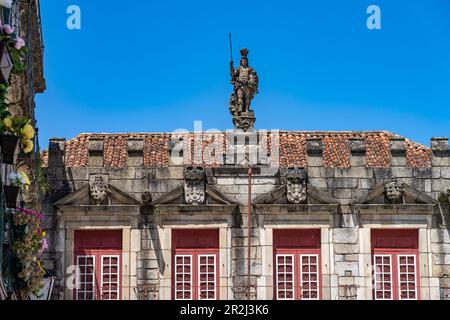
3, 24, 13, 35
41, 238, 48, 251
14, 37, 25, 50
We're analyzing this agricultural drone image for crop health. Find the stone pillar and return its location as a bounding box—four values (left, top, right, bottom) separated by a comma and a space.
231, 212, 261, 300
431, 138, 450, 228
333, 228, 360, 300
136, 224, 161, 300
127, 137, 144, 167
88, 136, 104, 167
306, 137, 323, 168
47, 138, 68, 300
431, 228, 450, 300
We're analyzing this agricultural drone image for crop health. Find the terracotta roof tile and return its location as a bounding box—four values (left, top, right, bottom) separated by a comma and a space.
65, 134, 89, 167
279, 133, 307, 167
406, 140, 432, 168
58, 131, 432, 169
144, 134, 169, 167
103, 135, 128, 168
365, 133, 391, 168
322, 134, 351, 168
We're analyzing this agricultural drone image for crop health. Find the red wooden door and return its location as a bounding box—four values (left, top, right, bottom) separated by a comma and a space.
273, 229, 321, 300
371, 229, 420, 300
172, 229, 219, 300
74, 230, 122, 300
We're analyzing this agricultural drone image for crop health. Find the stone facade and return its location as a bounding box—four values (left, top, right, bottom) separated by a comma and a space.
42, 132, 450, 300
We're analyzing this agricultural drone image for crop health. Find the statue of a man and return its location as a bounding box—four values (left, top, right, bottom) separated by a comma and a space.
230, 48, 259, 115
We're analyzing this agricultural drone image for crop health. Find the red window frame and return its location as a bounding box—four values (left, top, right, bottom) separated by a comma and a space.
273, 229, 322, 300
172, 229, 220, 300
371, 229, 420, 300
73, 230, 122, 300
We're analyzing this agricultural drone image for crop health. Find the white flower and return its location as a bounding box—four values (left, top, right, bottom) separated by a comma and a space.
0, 1, 12, 9
8, 172, 18, 184
8, 172, 26, 187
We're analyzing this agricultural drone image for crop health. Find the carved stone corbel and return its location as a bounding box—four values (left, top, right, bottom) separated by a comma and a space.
384, 176, 404, 204
282, 167, 307, 204
184, 166, 206, 205
89, 174, 110, 204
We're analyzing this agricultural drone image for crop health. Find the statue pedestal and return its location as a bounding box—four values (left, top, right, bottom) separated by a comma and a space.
232, 112, 256, 132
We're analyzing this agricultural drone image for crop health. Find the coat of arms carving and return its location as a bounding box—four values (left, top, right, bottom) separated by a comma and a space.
385, 177, 404, 204
184, 166, 205, 205
89, 174, 110, 204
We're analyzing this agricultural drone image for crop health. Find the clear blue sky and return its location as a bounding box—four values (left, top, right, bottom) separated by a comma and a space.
36, 0, 450, 148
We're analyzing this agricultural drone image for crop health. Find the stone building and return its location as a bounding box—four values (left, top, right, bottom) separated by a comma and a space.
0, 0, 45, 299
42, 48, 450, 301
42, 130, 450, 300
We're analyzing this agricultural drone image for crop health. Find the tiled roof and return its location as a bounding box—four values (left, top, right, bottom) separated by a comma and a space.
103, 135, 128, 168
65, 134, 89, 167
322, 134, 351, 168
365, 133, 391, 168
57, 131, 432, 169
406, 139, 432, 168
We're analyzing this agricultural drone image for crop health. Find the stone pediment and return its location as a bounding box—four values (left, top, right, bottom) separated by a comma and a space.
253, 183, 340, 205
152, 185, 236, 205
54, 183, 142, 207
349, 179, 438, 228
151, 185, 239, 226
350, 178, 438, 206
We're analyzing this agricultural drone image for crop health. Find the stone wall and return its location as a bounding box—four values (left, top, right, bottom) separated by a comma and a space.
43, 135, 450, 300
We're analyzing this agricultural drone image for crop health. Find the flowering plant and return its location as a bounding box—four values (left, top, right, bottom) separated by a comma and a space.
8, 171, 31, 190
0, 20, 34, 155
0, 21, 27, 74
13, 208, 47, 299
0, 116, 35, 153
0, 21, 27, 113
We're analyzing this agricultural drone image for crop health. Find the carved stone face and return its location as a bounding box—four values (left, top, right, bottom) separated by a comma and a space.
287, 180, 307, 204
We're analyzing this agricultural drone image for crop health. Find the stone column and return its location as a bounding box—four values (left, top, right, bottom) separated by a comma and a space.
333, 228, 360, 300
231, 210, 261, 300
136, 223, 161, 300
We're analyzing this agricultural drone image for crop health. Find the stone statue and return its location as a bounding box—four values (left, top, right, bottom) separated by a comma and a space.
230, 48, 259, 131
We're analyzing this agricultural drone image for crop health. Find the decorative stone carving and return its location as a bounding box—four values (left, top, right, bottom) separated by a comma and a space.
184, 166, 205, 205
287, 180, 307, 204
89, 174, 110, 204
142, 190, 153, 204
283, 167, 308, 180
184, 166, 205, 180
282, 167, 307, 204
385, 177, 404, 204
229, 48, 259, 132
232, 115, 255, 132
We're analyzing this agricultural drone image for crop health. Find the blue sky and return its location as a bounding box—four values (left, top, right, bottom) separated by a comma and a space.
36, 0, 450, 147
